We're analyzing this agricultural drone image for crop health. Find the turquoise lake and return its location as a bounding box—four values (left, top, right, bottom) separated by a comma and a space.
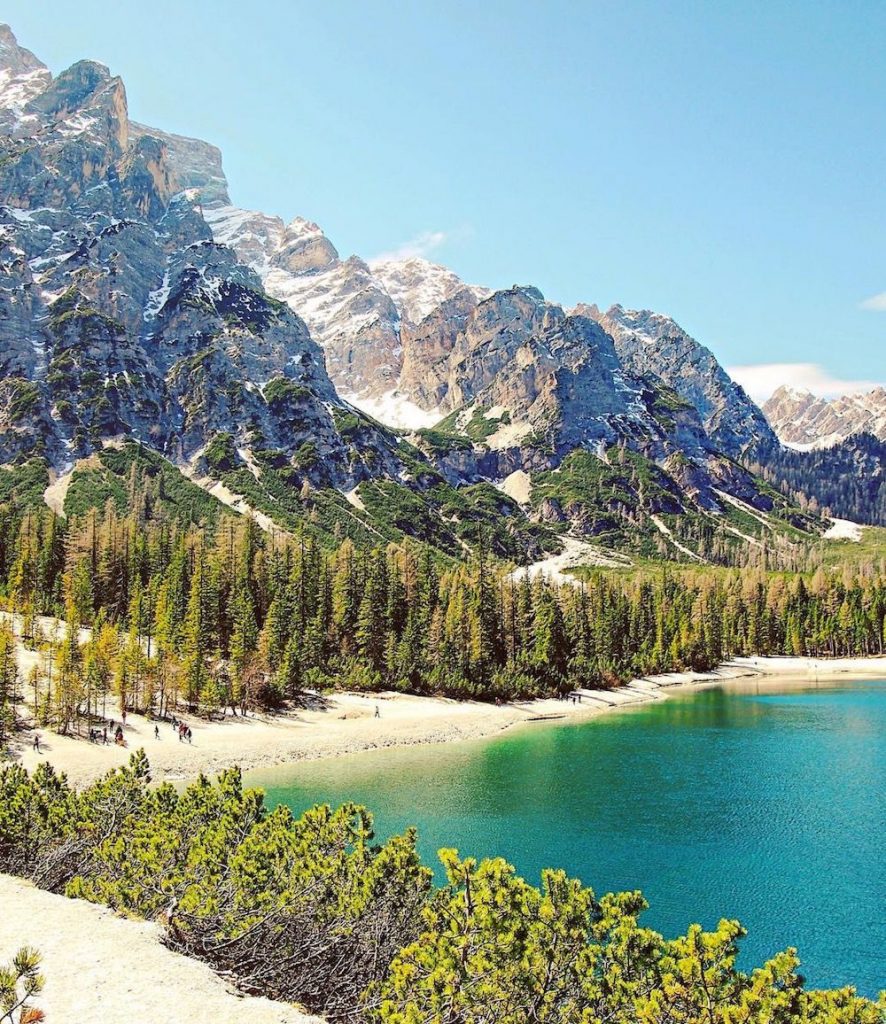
248, 679, 886, 997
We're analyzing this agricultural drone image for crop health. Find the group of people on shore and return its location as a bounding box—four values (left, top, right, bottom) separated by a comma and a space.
30, 707, 193, 756
170, 716, 193, 743
87, 712, 127, 746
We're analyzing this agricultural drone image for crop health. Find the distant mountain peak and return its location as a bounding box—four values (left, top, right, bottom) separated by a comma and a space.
763, 386, 886, 448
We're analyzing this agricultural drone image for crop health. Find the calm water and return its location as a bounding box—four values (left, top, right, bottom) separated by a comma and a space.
248, 679, 886, 996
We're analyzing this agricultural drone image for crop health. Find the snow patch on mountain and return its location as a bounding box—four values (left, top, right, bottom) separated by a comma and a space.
344, 389, 441, 431
823, 517, 864, 542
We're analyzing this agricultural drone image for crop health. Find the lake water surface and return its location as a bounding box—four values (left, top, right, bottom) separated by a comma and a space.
248, 679, 886, 996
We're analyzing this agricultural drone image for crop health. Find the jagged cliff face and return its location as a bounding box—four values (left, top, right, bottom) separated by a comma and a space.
369, 256, 489, 326
202, 206, 403, 397
415, 288, 654, 445
762, 386, 886, 448
0, 23, 834, 555
196, 196, 489, 405
0, 25, 403, 487
588, 304, 777, 457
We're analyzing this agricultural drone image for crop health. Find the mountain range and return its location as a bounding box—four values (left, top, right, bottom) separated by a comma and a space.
762, 385, 886, 449
1, 24, 881, 562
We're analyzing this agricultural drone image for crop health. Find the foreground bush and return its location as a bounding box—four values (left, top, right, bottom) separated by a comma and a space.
367, 851, 884, 1023
1, 755, 882, 1023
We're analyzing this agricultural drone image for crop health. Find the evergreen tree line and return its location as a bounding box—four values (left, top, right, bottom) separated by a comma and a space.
1, 754, 881, 1023
749, 435, 886, 527
0, 504, 884, 737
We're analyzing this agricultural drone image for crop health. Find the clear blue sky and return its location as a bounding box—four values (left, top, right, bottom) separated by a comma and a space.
5, 0, 884, 397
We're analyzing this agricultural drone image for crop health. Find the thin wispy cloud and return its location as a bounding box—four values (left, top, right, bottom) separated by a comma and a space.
368, 224, 474, 265
859, 291, 886, 311
727, 362, 884, 403
369, 230, 450, 265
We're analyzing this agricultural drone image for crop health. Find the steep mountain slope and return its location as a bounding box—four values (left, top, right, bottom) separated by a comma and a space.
198, 204, 490, 407
0, 24, 833, 566
749, 433, 886, 526
0, 23, 51, 127
762, 385, 886, 448
0, 30, 409, 511
588, 304, 777, 457
369, 255, 489, 325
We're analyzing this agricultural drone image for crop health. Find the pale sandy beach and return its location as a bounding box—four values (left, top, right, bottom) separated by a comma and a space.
0, 874, 321, 1024
7, 654, 884, 790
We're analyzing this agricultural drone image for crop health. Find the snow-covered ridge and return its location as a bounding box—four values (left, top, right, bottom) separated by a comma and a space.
369, 255, 489, 324
0, 24, 51, 117
0, 64, 50, 113
199, 203, 485, 418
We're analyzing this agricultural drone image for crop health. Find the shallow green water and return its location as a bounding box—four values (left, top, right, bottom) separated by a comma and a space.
248, 679, 886, 996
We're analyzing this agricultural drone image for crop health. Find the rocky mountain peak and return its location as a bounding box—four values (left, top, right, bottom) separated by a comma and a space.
570, 301, 601, 320
130, 123, 230, 207
762, 385, 886, 448
369, 255, 488, 325
274, 219, 339, 276
29, 58, 113, 115
0, 23, 46, 74
0, 23, 52, 122
592, 303, 776, 456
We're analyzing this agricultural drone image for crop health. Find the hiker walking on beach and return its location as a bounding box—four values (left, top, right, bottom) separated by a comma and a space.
154, 725, 160, 740
102, 727, 107, 745
32, 733, 40, 753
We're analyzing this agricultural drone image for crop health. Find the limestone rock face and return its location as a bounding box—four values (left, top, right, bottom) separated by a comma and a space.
401, 286, 710, 456
762, 386, 886, 448
0, 24, 405, 489
202, 206, 403, 396
0, 22, 838, 545
442, 289, 641, 443
199, 208, 490, 405
0, 24, 52, 131
590, 304, 777, 456
130, 122, 230, 207
399, 288, 481, 409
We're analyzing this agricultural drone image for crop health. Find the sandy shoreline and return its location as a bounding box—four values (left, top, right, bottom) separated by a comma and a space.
7, 655, 884, 790
0, 874, 321, 1024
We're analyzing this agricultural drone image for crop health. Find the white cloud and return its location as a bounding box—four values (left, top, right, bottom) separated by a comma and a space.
860, 291, 886, 311
369, 230, 449, 264
368, 224, 475, 265
727, 362, 884, 404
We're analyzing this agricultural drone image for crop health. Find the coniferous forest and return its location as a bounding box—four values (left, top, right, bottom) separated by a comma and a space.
0, 496, 883, 738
